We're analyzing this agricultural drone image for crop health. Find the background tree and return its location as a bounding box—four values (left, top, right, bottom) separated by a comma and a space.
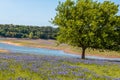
52, 0, 119, 59
28, 32, 33, 39
0, 24, 58, 39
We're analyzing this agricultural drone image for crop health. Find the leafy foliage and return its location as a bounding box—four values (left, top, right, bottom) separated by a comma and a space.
52, 0, 120, 59
0, 24, 58, 39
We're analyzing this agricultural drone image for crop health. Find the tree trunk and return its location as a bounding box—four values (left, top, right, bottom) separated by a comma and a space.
81, 47, 86, 59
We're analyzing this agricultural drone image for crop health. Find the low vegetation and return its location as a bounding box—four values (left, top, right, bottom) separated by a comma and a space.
0, 53, 120, 80
0, 0, 120, 80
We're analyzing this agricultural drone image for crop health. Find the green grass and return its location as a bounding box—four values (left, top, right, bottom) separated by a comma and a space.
0, 53, 120, 80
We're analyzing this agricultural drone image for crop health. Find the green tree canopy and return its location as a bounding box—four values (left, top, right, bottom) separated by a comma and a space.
52, 0, 120, 59
0, 24, 58, 39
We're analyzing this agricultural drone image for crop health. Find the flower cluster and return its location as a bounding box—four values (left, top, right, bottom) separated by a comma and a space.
0, 53, 120, 80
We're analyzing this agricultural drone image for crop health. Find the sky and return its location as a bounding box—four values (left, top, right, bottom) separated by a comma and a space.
0, 0, 120, 27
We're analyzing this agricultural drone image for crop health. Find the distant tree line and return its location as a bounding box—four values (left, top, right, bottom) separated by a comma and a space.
0, 24, 58, 39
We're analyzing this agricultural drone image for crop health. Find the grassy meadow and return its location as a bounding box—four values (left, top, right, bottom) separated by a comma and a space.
0, 53, 120, 80
0, 0, 120, 79
0, 38, 120, 80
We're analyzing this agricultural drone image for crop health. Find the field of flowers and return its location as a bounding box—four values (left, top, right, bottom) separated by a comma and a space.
0, 53, 120, 80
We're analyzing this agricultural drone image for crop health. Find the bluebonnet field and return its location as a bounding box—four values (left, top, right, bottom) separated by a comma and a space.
0, 53, 120, 80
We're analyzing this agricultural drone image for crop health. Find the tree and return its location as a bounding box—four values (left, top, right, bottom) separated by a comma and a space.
0, 24, 58, 39
52, 0, 119, 59
28, 32, 33, 39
